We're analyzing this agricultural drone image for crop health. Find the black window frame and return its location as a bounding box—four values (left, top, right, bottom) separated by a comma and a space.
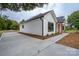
22, 24, 24, 29
48, 22, 54, 32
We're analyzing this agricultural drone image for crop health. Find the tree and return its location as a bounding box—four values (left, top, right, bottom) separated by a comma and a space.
0, 3, 47, 30
20, 19, 25, 23
67, 11, 79, 30
0, 15, 19, 30
6, 19, 12, 30
10, 20, 19, 30
0, 3, 46, 11
0, 15, 6, 30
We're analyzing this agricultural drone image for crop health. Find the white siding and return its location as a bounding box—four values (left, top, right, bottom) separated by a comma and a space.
20, 11, 57, 36
43, 12, 56, 36
20, 18, 42, 36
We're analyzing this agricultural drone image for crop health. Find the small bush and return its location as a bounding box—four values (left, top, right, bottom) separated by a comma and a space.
51, 33, 60, 36
65, 29, 79, 33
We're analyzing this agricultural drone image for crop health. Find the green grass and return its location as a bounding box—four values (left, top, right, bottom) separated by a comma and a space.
0, 30, 19, 33
0, 30, 19, 37
65, 29, 79, 33
0, 31, 3, 37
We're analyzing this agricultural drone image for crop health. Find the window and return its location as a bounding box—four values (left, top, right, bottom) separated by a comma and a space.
48, 22, 54, 32
22, 25, 24, 28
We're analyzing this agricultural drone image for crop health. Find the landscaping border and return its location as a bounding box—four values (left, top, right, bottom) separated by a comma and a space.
19, 32, 60, 40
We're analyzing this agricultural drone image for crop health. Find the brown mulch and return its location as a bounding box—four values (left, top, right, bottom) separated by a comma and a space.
56, 32, 79, 49
19, 32, 60, 40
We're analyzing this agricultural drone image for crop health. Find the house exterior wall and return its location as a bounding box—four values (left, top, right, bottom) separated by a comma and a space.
20, 18, 42, 36
56, 23, 65, 33
57, 23, 61, 33
43, 12, 56, 36
20, 11, 58, 36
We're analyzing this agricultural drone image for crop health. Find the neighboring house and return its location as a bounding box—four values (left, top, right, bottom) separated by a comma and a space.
56, 16, 65, 33
20, 10, 65, 38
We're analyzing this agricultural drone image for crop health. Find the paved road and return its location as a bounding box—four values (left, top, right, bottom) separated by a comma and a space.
0, 32, 79, 56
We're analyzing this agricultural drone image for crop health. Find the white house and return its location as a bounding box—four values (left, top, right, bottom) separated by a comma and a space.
20, 10, 65, 38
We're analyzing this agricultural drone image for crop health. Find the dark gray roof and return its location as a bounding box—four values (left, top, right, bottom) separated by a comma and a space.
56, 16, 65, 23
25, 13, 45, 22
21, 10, 52, 23
21, 10, 65, 24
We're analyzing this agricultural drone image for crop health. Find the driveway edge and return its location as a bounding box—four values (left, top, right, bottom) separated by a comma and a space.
36, 33, 69, 55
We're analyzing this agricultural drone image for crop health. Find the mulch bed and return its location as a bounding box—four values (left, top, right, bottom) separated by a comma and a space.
56, 32, 79, 49
19, 32, 60, 40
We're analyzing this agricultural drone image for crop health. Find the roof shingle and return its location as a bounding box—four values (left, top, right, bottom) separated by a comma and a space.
21, 10, 52, 23
56, 16, 65, 23
21, 10, 65, 24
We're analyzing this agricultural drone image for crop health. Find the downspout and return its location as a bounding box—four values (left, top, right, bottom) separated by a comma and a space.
40, 17, 44, 39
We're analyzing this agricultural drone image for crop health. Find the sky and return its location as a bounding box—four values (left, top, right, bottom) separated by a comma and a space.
1, 3, 79, 22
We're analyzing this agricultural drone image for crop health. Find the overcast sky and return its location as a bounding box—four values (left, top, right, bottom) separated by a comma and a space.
1, 3, 79, 22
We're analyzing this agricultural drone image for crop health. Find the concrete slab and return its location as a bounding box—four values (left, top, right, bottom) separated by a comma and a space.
38, 43, 79, 56
0, 32, 43, 56
37, 33, 69, 53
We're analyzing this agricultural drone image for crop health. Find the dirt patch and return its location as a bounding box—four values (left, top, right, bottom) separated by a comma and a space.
56, 32, 79, 49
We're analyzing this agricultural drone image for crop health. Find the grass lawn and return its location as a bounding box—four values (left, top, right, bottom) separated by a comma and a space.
0, 31, 3, 37
56, 32, 79, 49
3, 30, 19, 32
65, 29, 79, 33
0, 30, 19, 37
0, 33, 1, 37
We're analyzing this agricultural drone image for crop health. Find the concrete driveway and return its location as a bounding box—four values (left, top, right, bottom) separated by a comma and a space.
0, 32, 44, 56
0, 32, 79, 56
38, 43, 79, 56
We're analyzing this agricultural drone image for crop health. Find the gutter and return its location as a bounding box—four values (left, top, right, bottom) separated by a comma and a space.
40, 17, 44, 37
